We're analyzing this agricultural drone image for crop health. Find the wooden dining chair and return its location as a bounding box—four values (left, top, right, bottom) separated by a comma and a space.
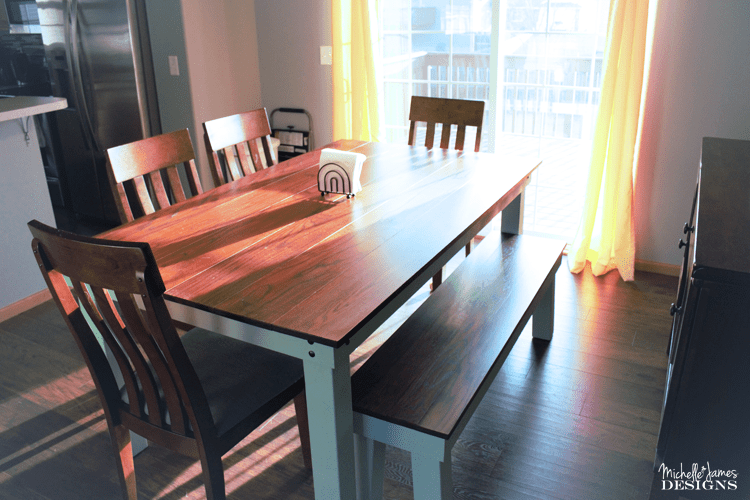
408, 95, 485, 153
28, 219, 311, 500
408, 96, 486, 288
106, 128, 204, 223
203, 108, 278, 186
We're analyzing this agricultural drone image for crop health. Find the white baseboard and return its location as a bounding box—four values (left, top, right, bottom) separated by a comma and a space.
0, 290, 52, 323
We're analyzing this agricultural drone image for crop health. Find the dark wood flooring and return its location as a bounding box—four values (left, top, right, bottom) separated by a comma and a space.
0, 255, 677, 499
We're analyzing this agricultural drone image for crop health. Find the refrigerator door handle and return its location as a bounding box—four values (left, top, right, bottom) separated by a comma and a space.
125, 0, 152, 138
68, 0, 101, 152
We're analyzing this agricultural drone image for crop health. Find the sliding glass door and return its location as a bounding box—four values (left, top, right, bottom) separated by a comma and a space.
380, 0, 492, 149
380, 0, 609, 241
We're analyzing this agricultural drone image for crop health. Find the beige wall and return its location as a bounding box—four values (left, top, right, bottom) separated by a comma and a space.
180, 0, 263, 188
634, 0, 750, 265
254, 0, 334, 150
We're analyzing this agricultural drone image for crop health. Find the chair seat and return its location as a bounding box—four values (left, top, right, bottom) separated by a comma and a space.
120, 328, 305, 437
181, 328, 304, 436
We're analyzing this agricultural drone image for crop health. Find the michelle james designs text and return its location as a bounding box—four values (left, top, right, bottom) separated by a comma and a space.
659, 462, 738, 492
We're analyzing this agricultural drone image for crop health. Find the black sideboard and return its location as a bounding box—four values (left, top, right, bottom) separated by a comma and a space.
655, 137, 750, 497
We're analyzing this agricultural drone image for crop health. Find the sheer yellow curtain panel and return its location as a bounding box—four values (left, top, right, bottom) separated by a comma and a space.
332, 0, 383, 142
568, 0, 657, 281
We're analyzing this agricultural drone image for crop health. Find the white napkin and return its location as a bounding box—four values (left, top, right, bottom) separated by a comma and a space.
318, 148, 366, 196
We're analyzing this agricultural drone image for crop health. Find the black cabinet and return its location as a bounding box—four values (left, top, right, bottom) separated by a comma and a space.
655, 138, 750, 498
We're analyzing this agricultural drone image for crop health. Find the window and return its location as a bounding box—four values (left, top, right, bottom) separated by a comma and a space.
380, 0, 492, 148
380, 0, 609, 242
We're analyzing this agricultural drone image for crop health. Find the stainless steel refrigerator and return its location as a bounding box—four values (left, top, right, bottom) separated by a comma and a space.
36, 0, 160, 226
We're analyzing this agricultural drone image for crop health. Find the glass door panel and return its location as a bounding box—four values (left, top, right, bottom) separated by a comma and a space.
380, 0, 609, 242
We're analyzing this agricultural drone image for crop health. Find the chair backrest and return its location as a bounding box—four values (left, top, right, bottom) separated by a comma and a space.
28, 219, 213, 440
203, 108, 278, 186
106, 129, 203, 223
408, 96, 485, 153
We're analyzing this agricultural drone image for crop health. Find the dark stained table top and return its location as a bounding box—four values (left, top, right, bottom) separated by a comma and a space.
103, 140, 540, 347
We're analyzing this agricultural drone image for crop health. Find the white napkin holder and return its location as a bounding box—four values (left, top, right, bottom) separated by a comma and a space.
318, 148, 366, 198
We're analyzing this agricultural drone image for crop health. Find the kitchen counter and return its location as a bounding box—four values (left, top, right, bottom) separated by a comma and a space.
0, 95, 67, 318
0, 95, 67, 122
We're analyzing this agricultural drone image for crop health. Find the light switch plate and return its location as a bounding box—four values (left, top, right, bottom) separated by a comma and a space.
168, 55, 179, 76
320, 46, 332, 65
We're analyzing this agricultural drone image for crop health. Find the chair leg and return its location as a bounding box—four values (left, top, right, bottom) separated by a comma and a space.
294, 391, 313, 469
198, 448, 226, 500
109, 423, 137, 500
465, 239, 473, 257
431, 265, 446, 292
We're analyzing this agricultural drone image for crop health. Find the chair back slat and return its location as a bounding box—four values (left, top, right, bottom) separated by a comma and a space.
114, 183, 134, 222
132, 176, 156, 216
89, 285, 145, 417
165, 166, 188, 204
235, 142, 255, 176
203, 108, 278, 186
185, 160, 203, 197
440, 123, 452, 149
139, 298, 191, 434
106, 129, 202, 223
223, 145, 245, 181
455, 125, 467, 151
119, 292, 189, 432
116, 292, 171, 426
148, 170, 171, 211
28, 220, 209, 438
408, 96, 485, 153
247, 138, 265, 173
425, 122, 436, 149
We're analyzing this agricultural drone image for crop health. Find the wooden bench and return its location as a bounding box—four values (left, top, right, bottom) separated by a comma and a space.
350, 233, 565, 500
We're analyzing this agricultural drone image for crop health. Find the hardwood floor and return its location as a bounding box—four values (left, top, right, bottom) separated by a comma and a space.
0, 255, 676, 499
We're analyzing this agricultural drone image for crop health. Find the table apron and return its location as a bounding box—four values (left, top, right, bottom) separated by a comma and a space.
165, 301, 338, 368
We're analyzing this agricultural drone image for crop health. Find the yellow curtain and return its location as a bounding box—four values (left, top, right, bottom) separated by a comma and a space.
332, 0, 383, 142
568, 0, 656, 281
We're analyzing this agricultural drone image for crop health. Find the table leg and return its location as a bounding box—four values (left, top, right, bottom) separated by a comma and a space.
303, 347, 357, 500
501, 190, 525, 235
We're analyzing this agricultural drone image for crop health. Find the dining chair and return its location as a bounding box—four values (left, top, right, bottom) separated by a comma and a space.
408, 96, 486, 288
106, 128, 204, 223
203, 108, 278, 186
408, 95, 485, 153
28, 219, 311, 500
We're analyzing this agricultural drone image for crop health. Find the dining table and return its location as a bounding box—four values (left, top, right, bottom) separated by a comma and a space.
101, 139, 540, 499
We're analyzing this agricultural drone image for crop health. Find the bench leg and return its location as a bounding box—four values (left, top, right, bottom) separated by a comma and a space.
412, 453, 453, 500
354, 434, 385, 500
532, 274, 555, 341
501, 190, 524, 235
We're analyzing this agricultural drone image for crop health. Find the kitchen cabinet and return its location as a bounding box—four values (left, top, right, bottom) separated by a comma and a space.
0, 96, 66, 314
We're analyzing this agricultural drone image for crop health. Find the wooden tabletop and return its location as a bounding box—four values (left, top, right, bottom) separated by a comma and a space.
103, 140, 540, 347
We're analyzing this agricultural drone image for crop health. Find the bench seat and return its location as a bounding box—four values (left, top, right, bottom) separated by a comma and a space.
351, 233, 565, 499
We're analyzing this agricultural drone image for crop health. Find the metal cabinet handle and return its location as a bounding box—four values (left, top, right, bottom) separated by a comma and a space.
678, 238, 687, 249
670, 303, 681, 316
